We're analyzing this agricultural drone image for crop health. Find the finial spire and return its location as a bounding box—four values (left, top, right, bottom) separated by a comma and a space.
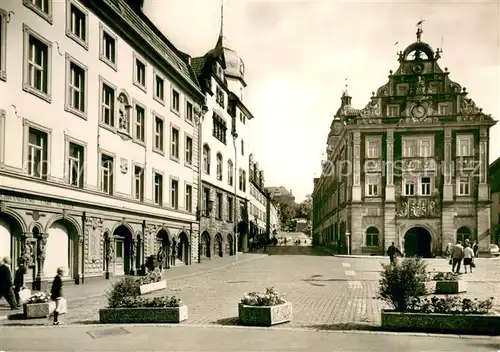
220, 0, 224, 37
416, 18, 425, 42
345, 77, 348, 92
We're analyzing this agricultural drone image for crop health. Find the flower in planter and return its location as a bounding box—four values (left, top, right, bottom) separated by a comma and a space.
25, 291, 50, 304
240, 287, 286, 307
136, 268, 162, 286
407, 295, 494, 314
431, 271, 460, 281
114, 295, 183, 308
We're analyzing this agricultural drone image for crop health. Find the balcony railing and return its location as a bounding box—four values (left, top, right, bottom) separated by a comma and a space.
396, 196, 440, 218
400, 157, 437, 172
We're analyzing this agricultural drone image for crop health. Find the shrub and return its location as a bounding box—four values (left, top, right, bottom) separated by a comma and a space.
408, 296, 494, 314
106, 277, 141, 308
136, 268, 162, 285
114, 296, 182, 308
432, 271, 460, 281
378, 257, 429, 312
240, 287, 286, 307
25, 291, 50, 304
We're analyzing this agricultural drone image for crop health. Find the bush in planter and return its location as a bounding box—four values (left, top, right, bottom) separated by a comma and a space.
432, 272, 460, 281
407, 296, 494, 314
137, 268, 162, 286
113, 296, 182, 308
378, 257, 429, 312
106, 277, 140, 308
25, 291, 50, 304
240, 287, 286, 306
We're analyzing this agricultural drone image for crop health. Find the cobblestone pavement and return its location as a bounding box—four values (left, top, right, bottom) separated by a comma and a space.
1, 254, 499, 329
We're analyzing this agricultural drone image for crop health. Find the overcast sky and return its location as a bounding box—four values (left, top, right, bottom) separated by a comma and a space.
143, 0, 500, 203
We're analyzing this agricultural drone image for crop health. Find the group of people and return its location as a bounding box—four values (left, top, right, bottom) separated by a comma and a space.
0, 257, 65, 325
447, 240, 478, 274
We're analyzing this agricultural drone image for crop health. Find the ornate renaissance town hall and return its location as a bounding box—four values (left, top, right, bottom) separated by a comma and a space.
312, 24, 496, 257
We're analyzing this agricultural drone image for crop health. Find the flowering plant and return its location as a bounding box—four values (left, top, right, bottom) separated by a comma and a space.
25, 291, 50, 304
432, 272, 460, 281
114, 296, 183, 308
240, 287, 286, 307
136, 268, 162, 285
407, 296, 494, 314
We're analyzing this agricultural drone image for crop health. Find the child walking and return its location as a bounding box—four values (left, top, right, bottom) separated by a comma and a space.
50, 267, 64, 325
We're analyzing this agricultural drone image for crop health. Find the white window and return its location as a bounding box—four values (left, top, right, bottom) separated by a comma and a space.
66, 0, 87, 47
185, 101, 193, 122
228, 160, 233, 186
134, 104, 145, 143
457, 135, 473, 157
185, 184, 192, 212
68, 142, 84, 188
171, 89, 180, 113
154, 115, 164, 152
100, 154, 113, 194
216, 153, 223, 181
133, 53, 146, 91
403, 179, 415, 196
27, 127, 48, 179
171, 179, 179, 209
402, 138, 417, 157
99, 25, 117, 69
24, 0, 52, 22
387, 105, 399, 117
457, 176, 470, 196
366, 176, 379, 196
366, 139, 380, 158
66, 57, 87, 116
133, 165, 144, 201
24, 28, 52, 100
154, 173, 163, 205
185, 136, 193, 165
438, 102, 450, 116
203, 145, 210, 174
154, 73, 164, 103
419, 139, 432, 157
100, 80, 115, 127
420, 177, 431, 196
171, 127, 180, 159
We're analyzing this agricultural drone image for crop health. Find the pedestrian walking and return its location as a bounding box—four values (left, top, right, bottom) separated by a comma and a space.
472, 241, 479, 257
0, 257, 18, 310
157, 248, 166, 272
463, 243, 475, 273
387, 242, 402, 265
50, 267, 64, 325
13, 261, 27, 305
451, 241, 464, 273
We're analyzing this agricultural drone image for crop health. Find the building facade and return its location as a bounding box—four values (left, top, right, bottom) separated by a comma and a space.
266, 186, 295, 204
0, 0, 205, 286
312, 25, 496, 257
248, 155, 268, 243
489, 157, 500, 244
191, 21, 254, 258
268, 199, 280, 236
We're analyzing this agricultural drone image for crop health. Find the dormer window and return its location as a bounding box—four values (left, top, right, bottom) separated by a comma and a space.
216, 86, 225, 108
216, 63, 224, 80
397, 84, 408, 96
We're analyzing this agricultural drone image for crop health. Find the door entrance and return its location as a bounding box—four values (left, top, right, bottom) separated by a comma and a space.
404, 227, 432, 258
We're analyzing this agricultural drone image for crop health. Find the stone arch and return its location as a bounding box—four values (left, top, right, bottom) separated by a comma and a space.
364, 225, 381, 247
156, 226, 173, 242
214, 233, 223, 257
0, 210, 25, 269
226, 233, 234, 256
1, 208, 28, 233
402, 224, 435, 258
29, 222, 44, 234
155, 228, 171, 269
175, 228, 190, 244
176, 231, 189, 265
110, 221, 135, 239
117, 90, 132, 134
456, 226, 472, 244
201, 231, 211, 258
45, 214, 83, 238
45, 218, 81, 279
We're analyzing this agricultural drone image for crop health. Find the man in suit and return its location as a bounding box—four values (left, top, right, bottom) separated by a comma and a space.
451, 242, 465, 273
0, 257, 18, 309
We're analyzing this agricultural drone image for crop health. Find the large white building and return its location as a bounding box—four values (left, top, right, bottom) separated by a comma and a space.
190, 18, 254, 257
0, 0, 205, 286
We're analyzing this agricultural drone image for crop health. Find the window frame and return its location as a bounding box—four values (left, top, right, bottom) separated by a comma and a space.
457, 176, 471, 196
0, 9, 7, 81
438, 102, 451, 116
153, 68, 165, 105
386, 104, 400, 117
419, 176, 432, 196
65, 135, 87, 188
65, 0, 88, 50
203, 144, 211, 175
402, 137, 417, 158
365, 227, 379, 247
365, 175, 379, 197
365, 137, 381, 159
132, 52, 147, 92
403, 178, 416, 196
170, 124, 180, 162
23, 0, 53, 24
184, 133, 193, 167
170, 177, 179, 210
418, 136, 434, 157
132, 162, 145, 202
396, 83, 409, 96
152, 169, 164, 206
185, 99, 194, 125
99, 23, 117, 71
456, 134, 474, 157
227, 196, 234, 222
216, 153, 223, 181
22, 118, 52, 180
22, 25, 52, 103
185, 182, 193, 213
152, 112, 165, 155
227, 159, 234, 186
98, 76, 117, 132
132, 99, 146, 146
170, 87, 180, 115
64, 53, 88, 119
98, 149, 115, 195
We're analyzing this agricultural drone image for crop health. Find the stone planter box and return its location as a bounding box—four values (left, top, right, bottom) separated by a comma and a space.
381, 310, 500, 335
238, 302, 292, 326
23, 301, 55, 318
435, 280, 467, 294
139, 280, 167, 295
99, 305, 188, 324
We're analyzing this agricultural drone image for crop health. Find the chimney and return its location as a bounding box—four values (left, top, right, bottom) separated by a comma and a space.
185, 54, 192, 65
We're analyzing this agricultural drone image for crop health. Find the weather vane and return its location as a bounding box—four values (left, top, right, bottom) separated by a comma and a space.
416, 18, 425, 42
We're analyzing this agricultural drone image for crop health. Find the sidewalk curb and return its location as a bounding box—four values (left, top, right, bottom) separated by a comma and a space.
0, 322, 495, 340
68, 254, 268, 302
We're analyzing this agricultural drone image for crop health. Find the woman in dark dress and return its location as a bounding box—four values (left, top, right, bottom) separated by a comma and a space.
50, 267, 64, 325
